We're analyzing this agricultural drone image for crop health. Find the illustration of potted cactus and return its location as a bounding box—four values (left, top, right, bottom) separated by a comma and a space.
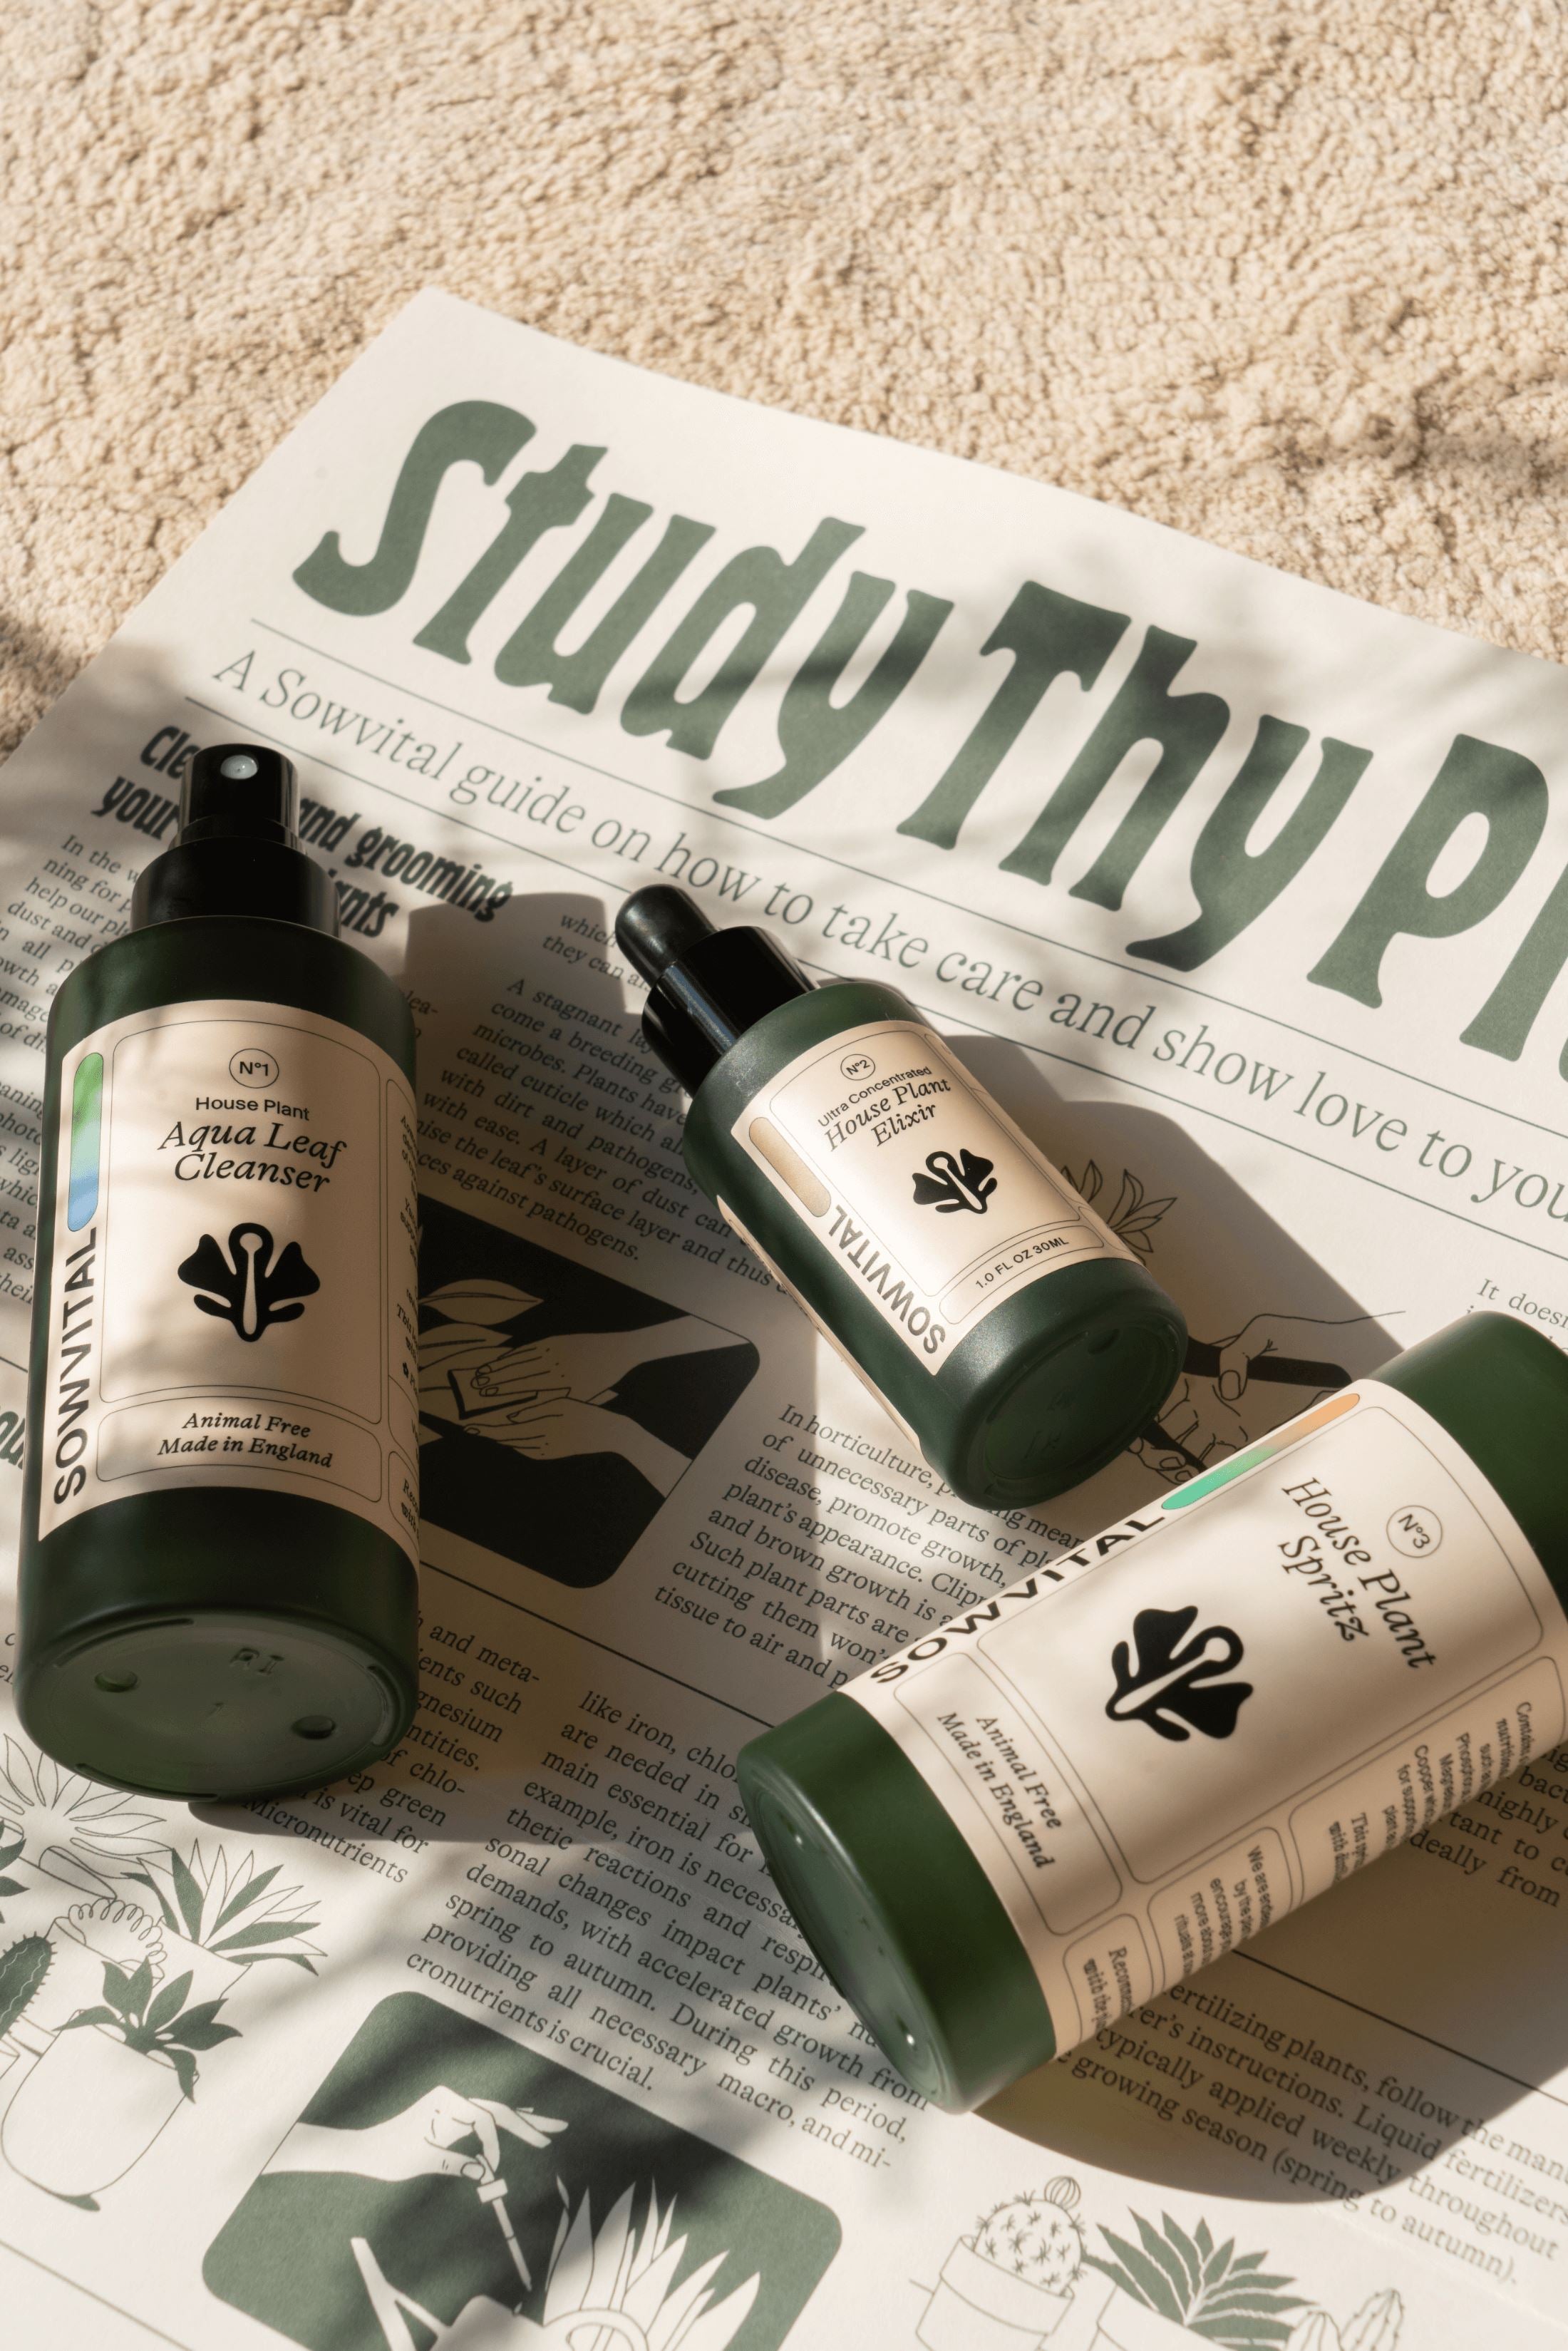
919, 2177, 1090, 2347
0, 1933, 53, 2082
1088, 2212, 1304, 2348
1, 1953, 238, 2203
1286, 2291, 1403, 2351
354, 2176, 760, 2351
123, 1839, 324, 2002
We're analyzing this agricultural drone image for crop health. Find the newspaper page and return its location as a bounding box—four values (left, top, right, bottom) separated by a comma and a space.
3, 288, 1568, 2350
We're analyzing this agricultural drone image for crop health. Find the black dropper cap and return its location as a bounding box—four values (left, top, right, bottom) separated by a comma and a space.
130, 744, 337, 934
617, 883, 812, 1093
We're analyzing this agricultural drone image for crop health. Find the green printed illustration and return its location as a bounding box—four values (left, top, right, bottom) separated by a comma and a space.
914, 2175, 1403, 2350
205, 1990, 840, 2350
2, 1955, 237, 2204
123, 1838, 327, 1976
1085, 2206, 1304, 2344
418, 1197, 758, 1585
0, 1736, 321, 2206
1063, 1158, 1381, 1486
918, 2177, 1088, 2344
0, 1734, 166, 1902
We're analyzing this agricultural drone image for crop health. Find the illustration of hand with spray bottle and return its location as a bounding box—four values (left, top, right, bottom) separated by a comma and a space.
267, 2083, 569, 2290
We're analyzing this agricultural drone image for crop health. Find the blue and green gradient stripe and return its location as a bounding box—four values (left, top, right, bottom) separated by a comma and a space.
66, 1052, 103, 1230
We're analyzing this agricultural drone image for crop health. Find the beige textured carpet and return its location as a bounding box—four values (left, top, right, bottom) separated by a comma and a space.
5, 1, 1567, 756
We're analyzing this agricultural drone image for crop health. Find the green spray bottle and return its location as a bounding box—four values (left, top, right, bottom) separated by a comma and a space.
617, 885, 1187, 1510
738, 1312, 1568, 2109
19, 744, 420, 1799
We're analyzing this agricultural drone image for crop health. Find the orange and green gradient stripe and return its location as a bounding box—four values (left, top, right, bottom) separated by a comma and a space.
1160, 1390, 1360, 1511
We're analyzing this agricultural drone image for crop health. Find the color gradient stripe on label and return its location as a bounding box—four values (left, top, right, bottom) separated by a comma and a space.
66, 1053, 103, 1231
1160, 1390, 1360, 1511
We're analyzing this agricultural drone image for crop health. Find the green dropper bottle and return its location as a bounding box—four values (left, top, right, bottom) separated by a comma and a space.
738, 1312, 1568, 2109
19, 744, 420, 1799
617, 885, 1186, 1510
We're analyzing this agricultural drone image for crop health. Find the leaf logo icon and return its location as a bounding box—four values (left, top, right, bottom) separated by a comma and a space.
177, 1223, 320, 1342
1105, 1605, 1252, 1742
912, 1148, 998, 1215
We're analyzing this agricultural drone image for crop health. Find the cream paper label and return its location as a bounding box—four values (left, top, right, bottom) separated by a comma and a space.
714, 1190, 927, 1449
731, 1017, 1132, 1369
845, 1382, 1568, 2050
38, 999, 419, 1561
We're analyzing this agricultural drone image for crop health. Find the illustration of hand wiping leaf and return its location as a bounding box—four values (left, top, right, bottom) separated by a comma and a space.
419, 1285, 731, 1491
418, 1282, 548, 1443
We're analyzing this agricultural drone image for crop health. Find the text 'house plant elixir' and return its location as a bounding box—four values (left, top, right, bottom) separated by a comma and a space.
617, 885, 1187, 1511
19, 746, 420, 1799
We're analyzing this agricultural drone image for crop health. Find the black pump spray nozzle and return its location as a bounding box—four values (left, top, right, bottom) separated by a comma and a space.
131, 743, 338, 934
178, 743, 301, 848
617, 883, 813, 1094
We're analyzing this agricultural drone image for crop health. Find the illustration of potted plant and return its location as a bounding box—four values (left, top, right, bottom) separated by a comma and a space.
1286, 2292, 1403, 2351
354, 2177, 760, 2351
123, 1839, 324, 2003
1086, 2212, 1304, 2348
919, 2177, 1091, 2347
29, 1895, 167, 2037
0, 1738, 164, 1929
1, 1953, 238, 2203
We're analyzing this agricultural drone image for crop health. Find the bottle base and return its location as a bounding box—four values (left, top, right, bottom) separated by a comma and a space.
18, 1607, 409, 1800
944, 1262, 1187, 1509
738, 1693, 1056, 2111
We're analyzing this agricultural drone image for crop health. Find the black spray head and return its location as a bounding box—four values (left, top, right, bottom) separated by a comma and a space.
180, 744, 301, 848
132, 741, 335, 934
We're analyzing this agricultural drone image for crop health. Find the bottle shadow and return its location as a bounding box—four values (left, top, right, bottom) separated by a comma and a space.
951, 1032, 1399, 1528
199, 881, 829, 2187
356, 884, 820, 1801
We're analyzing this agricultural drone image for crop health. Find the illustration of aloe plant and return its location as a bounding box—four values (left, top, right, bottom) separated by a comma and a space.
0, 1737, 164, 1895
542, 2178, 759, 2349
354, 2178, 760, 2351
59, 1957, 239, 2100
1087, 2212, 1304, 2346
125, 1841, 324, 1974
